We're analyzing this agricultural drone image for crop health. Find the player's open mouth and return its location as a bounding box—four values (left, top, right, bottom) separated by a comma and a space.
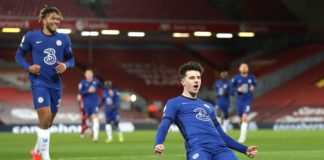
193, 85, 199, 89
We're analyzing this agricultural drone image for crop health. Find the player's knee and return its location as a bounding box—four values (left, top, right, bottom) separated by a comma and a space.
242, 114, 248, 122
39, 117, 51, 129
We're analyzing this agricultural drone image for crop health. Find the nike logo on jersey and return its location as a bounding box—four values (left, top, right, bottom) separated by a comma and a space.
36, 41, 42, 44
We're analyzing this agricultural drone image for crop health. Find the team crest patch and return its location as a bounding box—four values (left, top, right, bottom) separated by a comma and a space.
192, 153, 199, 159
38, 97, 44, 103
56, 40, 62, 46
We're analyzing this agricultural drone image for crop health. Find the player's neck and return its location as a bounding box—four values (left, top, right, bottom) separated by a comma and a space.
86, 78, 93, 82
182, 91, 197, 99
42, 28, 54, 36
240, 73, 248, 77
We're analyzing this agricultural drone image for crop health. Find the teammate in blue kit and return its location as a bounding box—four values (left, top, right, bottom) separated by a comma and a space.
154, 62, 257, 160
214, 71, 232, 132
99, 80, 124, 143
231, 63, 257, 143
15, 6, 74, 160
78, 69, 105, 142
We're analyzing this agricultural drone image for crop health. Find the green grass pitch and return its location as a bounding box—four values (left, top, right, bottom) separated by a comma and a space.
1, 130, 324, 160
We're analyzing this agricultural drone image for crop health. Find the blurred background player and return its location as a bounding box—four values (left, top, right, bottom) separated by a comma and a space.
214, 71, 232, 132
78, 69, 105, 142
231, 63, 257, 143
15, 6, 74, 160
154, 61, 257, 159
77, 94, 89, 139
100, 80, 124, 143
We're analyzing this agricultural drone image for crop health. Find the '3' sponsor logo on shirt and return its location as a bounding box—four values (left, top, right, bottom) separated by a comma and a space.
194, 108, 210, 121
43, 48, 57, 65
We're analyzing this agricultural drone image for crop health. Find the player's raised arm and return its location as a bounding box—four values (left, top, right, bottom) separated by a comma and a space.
154, 100, 178, 156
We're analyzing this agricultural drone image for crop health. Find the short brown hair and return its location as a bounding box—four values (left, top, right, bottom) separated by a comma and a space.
178, 61, 204, 79
38, 5, 63, 22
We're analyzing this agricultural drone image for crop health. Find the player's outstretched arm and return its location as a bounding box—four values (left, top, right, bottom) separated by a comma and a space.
154, 118, 172, 156
214, 120, 258, 158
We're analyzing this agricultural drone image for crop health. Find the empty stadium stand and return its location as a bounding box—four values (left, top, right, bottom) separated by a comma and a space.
104, 0, 231, 21
73, 47, 217, 101
253, 61, 324, 123
0, 0, 95, 18
230, 43, 324, 78
242, 0, 298, 22
104, 0, 297, 22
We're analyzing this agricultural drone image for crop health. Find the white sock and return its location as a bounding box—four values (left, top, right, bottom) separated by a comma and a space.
105, 124, 112, 140
239, 122, 248, 142
92, 118, 100, 141
223, 119, 230, 133
37, 128, 50, 159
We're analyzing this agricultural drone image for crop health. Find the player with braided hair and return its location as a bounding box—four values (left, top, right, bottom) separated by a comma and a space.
15, 5, 74, 160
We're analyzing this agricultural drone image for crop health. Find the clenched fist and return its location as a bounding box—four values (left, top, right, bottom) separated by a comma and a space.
154, 144, 165, 156
28, 64, 41, 75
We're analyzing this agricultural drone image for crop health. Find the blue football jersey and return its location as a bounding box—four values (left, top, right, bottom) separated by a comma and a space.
214, 80, 232, 105
102, 88, 120, 109
163, 96, 229, 152
231, 73, 257, 100
17, 29, 74, 90
78, 77, 105, 106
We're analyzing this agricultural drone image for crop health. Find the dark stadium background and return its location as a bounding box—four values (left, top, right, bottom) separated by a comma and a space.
0, 0, 324, 133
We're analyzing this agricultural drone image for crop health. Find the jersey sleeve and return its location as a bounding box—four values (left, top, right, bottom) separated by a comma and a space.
210, 104, 218, 121
15, 32, 32, 71
162, 100, 178, 121
19, 32, 32, 52
78, 82, 88, 95
95, 78, 106, 90
114, 89, 120, 106
227, 80, 235, 96
231, 75, 240, 93
99, 90, 107, 108
63, 35, 75, 69
154, 99, 178, 146
251, 74, 257, 87
215, 124, 248, 154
